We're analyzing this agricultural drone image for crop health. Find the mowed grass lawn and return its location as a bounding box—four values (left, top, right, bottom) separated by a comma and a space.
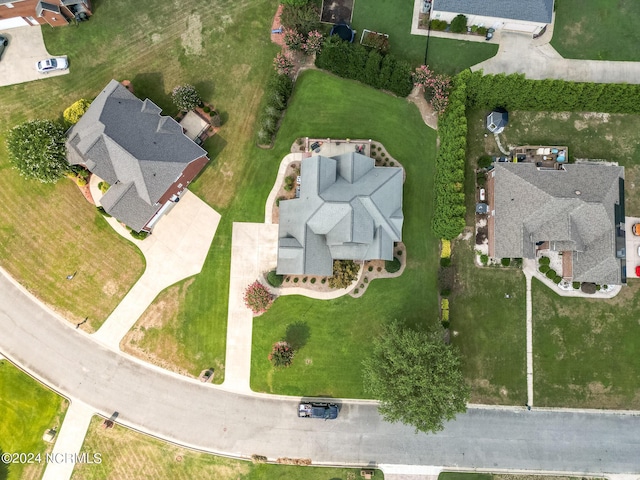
551, 0, 640, 61
350, 0, 497, 73
72, 416, 383, 480
0, 361, 68, 480
449, 239, 527, 405
250, 70, 439, 398
533, 279, 640, 408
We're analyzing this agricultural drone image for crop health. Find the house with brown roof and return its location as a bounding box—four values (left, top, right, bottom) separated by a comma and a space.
66, 80, 209, 233
0, 0, 91, 29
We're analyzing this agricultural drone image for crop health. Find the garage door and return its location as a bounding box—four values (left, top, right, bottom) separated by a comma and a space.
503, 22, 537, 34
0, 17, 29, 30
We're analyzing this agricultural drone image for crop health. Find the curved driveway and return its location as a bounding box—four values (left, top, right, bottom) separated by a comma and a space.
2, 270, 640, 473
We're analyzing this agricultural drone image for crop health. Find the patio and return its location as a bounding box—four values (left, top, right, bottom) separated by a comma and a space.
305, 137, 371, 157
179, 110, 210, 143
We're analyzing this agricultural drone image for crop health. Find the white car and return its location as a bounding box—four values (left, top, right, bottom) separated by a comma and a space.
479, 188, 486, 201
36, 57, 68, 73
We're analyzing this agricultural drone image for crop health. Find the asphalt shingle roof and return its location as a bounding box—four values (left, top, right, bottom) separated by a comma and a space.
492, 162, 624, 284
277, 153, 404, 276
433, 0, 554, 24
66, 80, 208, 232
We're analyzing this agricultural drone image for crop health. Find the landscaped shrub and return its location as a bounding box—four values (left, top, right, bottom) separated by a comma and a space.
441, 239, 451, 259
450, 14, 468, 33
256, 72, 294, 147
368, 266, 373, 272
310, 277, 316, 284
273, 52, 295, 76
96, 206, 111, 217
171, 84, 202, 111
539, 256, 551, 265
441, 298, 449, 310
129, 229, 149, 240
302, 277, 308, 283
440, 288, 451, 297
440, 257, 451, 267
554, 275, 562, 284
283, 28, 304, 51
63, 98, 91, 125
315, 36, 412, 97
98, 181, 110, 194
545, 269, 556, 279
385, 257, 401, 273
243, 281, 273, 314
429, 19, 448, 31
281, 1, 320, 35
293, 277, 299, 283
477, 26, 487, 36
572, 281, 580, 289
480, 254, 488, 265
302, 30, 324, 56
442, 309, 449, 321
267, 270, 284, 287
478, 155, 492, 169
269, 341, 294, 367
501, 258, 511, 267
539, 265, 550, 274
328, 260, 360, 288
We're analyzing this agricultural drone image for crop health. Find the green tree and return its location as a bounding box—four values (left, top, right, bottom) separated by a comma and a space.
363, 322, 470, 433
171, 84, 202, 111
281, 2, 320, 35
6, 119, 69, 183
63, 98, 91, 125
450, 14, 468, 33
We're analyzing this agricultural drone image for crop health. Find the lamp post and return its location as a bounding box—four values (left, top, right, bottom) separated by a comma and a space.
423, 3, 432, 65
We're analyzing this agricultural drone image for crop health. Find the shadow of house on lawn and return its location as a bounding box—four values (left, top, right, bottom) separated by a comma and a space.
132, 72, 171, 113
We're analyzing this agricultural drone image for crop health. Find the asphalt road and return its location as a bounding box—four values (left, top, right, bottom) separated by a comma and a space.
1, 271, 640, 474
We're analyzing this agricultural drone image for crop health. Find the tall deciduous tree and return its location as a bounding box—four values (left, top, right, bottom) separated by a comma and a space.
6, 119, 69, 183
363, 322, 470, 433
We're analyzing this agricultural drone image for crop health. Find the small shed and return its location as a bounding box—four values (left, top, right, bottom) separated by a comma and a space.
486, 109, 509, 134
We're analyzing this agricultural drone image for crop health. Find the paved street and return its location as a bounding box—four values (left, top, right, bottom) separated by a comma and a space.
1, 269, 640, 473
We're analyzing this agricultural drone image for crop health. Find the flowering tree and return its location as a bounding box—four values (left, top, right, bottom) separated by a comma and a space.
6, 120, 69, 183
171, 84, 202, 111
412, 65, 452, 114
273, 52, 294, 76
243, 281, 274, 314
269, 341, 294, 367
283, 28, 304, 51
302, 30, 323, 55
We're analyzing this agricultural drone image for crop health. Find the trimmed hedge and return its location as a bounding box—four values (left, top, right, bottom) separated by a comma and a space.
385, 257, 401, 273
257, 72, 294, 146
539, 265, 550, 274
539, 256, 551, 265
267, 270, 284, 287
315, 36, 413, 97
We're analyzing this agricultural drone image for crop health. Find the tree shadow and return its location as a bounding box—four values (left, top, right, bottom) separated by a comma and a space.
284, 321, 310, 351
194, 80, 215, 103
131, 72, 172, 113
0, 447, 10, 480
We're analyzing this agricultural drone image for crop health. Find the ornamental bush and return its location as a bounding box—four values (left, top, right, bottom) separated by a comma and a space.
501, 258, 511, 266
281, 1, 320, 35
283, 28, 304, 51
328, 260, 360, 289
243, 281, 274, 314
63, 98, 91, 125
267, 270, 284, 287
385, 257, 401, 273
450, 14, 467, 33
302, 30, 323, 55
539, 256, 551, 265
429, 19, 448, 31
539, 265, 550, 274
6, 119, 69, 183
441, 239, 451, 258
273, 52, 295, 76
269, 341, 294, 367
171, 84, 201, 111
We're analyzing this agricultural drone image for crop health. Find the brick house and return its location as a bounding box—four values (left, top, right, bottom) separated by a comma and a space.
0, 0, 91, 29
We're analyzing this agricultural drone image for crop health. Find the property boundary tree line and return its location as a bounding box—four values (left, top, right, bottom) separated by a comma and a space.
315, 36, 413, 97
256, 72, 295, 147
432, 69, 640, 239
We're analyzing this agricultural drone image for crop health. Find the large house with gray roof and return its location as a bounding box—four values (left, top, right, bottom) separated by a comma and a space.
66, 80, 209, 233
487, 162, 626, 285
431, 0, 554, 37
0, 0, 91, 29
277, 153, 403, 276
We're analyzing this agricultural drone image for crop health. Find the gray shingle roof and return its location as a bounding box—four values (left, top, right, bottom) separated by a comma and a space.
277, 153, 403, 276
66, 80, 208, 232
433, 0, 554, 24
492, 162, 624, 284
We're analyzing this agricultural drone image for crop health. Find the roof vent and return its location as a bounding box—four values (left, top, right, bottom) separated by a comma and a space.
575, 190, 581, 195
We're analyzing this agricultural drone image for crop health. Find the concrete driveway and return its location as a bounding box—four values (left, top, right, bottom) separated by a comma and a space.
625, 217, 640, 278
0, 26, 69, 87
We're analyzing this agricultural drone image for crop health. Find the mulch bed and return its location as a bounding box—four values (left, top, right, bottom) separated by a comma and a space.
321, 0, 354, 24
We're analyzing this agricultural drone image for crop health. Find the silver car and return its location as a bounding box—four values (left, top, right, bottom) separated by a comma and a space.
36, 57, 68, 73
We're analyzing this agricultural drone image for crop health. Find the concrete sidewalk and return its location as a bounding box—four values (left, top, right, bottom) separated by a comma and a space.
41, 401, 94, 480
221, 222, 279, 393
92, 190, 221, 349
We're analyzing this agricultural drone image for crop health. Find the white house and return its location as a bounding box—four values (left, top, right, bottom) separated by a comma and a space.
431, 0, 554, 37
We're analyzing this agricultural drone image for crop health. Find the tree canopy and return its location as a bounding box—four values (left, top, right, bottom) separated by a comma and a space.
6, 119, 69, 183
171, 84, 202, 111
362, 322, 470, 433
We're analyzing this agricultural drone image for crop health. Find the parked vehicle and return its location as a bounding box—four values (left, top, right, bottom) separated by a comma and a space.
479, 188, 486, 201
632, 223, 640, 236
0, 35, 8, 60
36, 57, 68, 73
298, 402, 338, 419
636, 266, 640, 277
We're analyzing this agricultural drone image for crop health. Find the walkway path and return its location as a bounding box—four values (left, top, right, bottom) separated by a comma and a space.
42, 401, 94, 480
524, 269, 534, 407
92, 190, 221, 348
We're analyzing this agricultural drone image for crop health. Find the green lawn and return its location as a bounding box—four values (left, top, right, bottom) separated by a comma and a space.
250, 70, 439, 398
551, 0, 640, 61
73, 416, 383, 480
533, 279, 640, 408
448, 239, 527, 405
350, 0, 497, 72
439, 473, 603, 480
0, 361, 68, 480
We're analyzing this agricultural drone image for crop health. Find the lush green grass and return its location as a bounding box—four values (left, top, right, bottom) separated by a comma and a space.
73, 416, 383, 480
448, 239, 527, 405
0, 361, 68, 480
532, 279, 640, 408
440, 473, 492, 480
551, 0, 640, 61
250, 70, 439, 398
350, 0, 497, 72
439, 473, 602, 480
